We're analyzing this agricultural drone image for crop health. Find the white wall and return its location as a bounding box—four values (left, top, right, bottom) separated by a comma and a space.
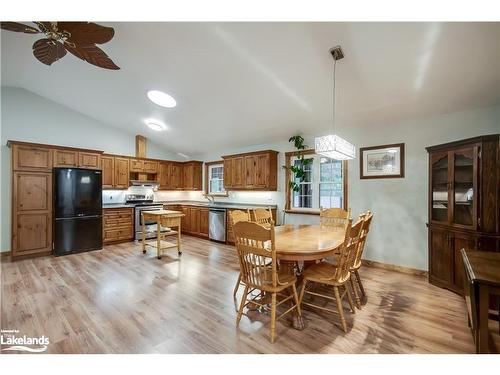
0, 86, 181, 252
193, 105, 500, 271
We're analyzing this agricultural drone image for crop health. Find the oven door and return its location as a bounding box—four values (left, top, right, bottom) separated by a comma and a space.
135, 206, 167, 240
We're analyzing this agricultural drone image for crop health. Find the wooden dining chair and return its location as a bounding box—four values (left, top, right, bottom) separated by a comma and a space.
229, 210, 251, 298
349, 211, 373, 309
251, 208, 275, 226
233, 221, 301, 343
299, 218, 363, 332
320, 207, 351, 231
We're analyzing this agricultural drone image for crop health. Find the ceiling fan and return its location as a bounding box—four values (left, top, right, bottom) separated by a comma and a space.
0, 21, 120, 70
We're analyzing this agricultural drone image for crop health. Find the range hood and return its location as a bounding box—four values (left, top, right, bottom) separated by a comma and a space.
129, 180, 159, 188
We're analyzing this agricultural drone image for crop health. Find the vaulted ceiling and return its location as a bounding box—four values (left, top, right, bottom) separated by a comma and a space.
2, 22, 499, 156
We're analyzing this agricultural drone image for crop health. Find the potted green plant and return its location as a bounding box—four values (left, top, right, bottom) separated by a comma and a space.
282, 135, 313, 224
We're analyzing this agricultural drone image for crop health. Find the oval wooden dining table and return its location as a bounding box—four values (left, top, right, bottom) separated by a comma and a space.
272, 224, 346, 330
274, 224, 345, 262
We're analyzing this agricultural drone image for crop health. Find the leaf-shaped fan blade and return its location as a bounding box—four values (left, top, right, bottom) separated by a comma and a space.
64, 43, 120, 70
1, 22, 39, 34
58, 22, 114, 45
32, 38, 66, 65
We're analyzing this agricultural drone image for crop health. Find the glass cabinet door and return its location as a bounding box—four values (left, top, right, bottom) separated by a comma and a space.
431, 152, 450, 223
452, 147, 476, 227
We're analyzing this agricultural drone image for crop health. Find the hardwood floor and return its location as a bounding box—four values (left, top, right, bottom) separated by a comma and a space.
0, 236, 477, 353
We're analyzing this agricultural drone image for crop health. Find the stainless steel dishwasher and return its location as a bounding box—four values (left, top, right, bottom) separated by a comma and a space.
209, 208, 226, 242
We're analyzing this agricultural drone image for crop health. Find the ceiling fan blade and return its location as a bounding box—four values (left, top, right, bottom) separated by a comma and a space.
58, 22, 115, 45
32, 38, 66, 66
64, 42, 120, 70
1, 22, 39, 34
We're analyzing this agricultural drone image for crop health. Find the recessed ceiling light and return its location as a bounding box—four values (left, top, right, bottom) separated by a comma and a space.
147, 90, 176, 108
145, 120, 167, 132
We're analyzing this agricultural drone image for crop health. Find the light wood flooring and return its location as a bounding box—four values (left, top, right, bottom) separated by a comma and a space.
0, 236, 479, 353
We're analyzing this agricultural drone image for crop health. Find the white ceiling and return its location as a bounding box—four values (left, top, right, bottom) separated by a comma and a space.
2, 22, 499, 156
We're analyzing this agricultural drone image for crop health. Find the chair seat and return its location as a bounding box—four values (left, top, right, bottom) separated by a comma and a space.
303, 261, 348, 285
245, 272, 296, 292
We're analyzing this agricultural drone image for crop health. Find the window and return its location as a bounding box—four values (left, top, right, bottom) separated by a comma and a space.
286, 151, 347, 212
206, 162, 226, 195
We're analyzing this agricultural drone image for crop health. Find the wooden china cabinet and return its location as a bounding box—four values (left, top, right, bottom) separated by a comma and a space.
426, 134, 499, 295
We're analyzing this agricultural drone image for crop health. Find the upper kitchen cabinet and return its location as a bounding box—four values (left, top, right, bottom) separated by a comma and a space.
10, 142, 53, 171
53, 149, 101, 169
426, 134, 500, 294
114, 156, 130, 189
171, 162, 183, 189
101, 155, 115, 189
182, 161, 203, 190
222, 150, 278, 191
129, 158, 144, 172
158, 161, 172, 190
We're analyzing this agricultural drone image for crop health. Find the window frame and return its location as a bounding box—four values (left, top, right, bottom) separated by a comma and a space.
204, 160, 228, 196
285, 149, 348, 214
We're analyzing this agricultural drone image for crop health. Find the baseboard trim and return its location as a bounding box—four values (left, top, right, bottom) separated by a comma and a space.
0, 251, 12, 262
362, 259, 428, 277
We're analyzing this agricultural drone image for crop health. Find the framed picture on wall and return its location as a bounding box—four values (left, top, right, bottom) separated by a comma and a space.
359, 143, 405, 179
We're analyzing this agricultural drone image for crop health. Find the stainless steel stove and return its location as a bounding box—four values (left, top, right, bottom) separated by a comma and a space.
126, 194, 168, 241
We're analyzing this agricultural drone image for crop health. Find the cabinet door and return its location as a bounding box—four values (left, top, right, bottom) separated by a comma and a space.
171, 163, 183, 189
430, 151, 451, 224
159, 162, 171, 190
130, 159, 144, 172
254, 153, 269, 188
114, 157, 130, 189
101, 156, 115, 189
452, 234, 477, 293
192, 163, 202, 190
12, 144, 53, 171
13, 213, 52, 256
12, 171, 52, 257
232, 157, 244, 188
183, 164, 194, 189
223, 158, 233, 188
181, 206, 190, 232
144, 161, 158, 174
14, 172, 52, 212
78, 152, 101, 169
200, 208, 209, 237
429, 229, 453, 285
190, 208, 200, 234
451, 146, 478, 229
53, 149, 78, 167
226, 209, 235, 243
244, 156, 256, 188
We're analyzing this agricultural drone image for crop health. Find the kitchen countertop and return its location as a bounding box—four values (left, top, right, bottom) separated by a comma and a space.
103, 201, 277, 210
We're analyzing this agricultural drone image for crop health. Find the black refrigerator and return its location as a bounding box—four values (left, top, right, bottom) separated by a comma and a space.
54, 168, 103, 256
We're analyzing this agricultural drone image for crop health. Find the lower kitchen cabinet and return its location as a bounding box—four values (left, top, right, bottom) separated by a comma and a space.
199, 208, 209, 237
166, 205, 208, 238
103, 208, 134, 244
11, 171, 53, 258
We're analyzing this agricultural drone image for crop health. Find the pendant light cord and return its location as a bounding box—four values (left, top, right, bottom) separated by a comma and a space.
332, 56, 337, 135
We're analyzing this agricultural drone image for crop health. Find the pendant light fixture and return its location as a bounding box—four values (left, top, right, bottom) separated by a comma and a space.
314, 46, 356, 160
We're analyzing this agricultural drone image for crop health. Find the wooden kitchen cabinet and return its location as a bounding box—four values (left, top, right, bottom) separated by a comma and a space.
12, 171, 53, 258
101, 155, 115, 189
114, 157, 130, 189
103, 208, 134, 244
53, 149, 100, 169
129, 159, 144, 172
200, 208, 209, 237
144, 160, 158, 174
223, 150, 277, 190
426, 134, 500, 295
78, 152, 101, 169
11, 144, 52, 171
53, 149, 78, 167
182, 161, 203, 190
171, 163, 183, 189
159, 162, 172, 190
190, 207, 201, 234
